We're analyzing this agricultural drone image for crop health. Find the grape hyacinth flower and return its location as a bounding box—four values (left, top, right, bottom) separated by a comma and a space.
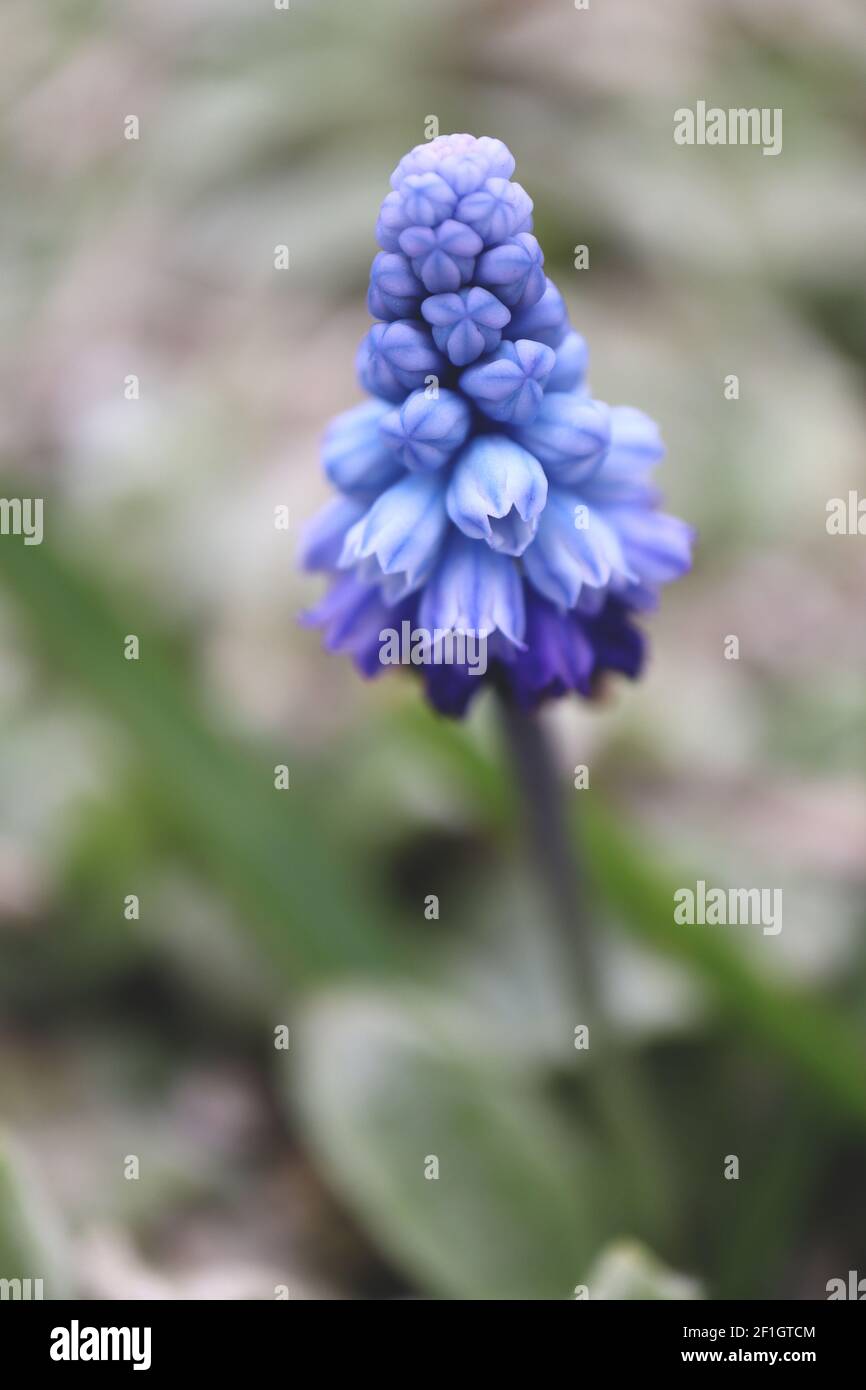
302, 133, 693, 717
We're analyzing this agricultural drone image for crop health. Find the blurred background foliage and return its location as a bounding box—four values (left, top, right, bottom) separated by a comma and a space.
1, 0, 865, 1299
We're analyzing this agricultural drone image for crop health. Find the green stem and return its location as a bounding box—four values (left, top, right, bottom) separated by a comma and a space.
496, 691, 675, 1249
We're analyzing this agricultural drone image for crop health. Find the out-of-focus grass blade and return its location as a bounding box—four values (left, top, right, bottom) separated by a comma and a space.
0, 1134, 69, 1299
389, 699, 516, 833
583, 807, 866, 1129
586, 1239, 702, 1300
0, 518, 405, 986
294, 987, 605, 1300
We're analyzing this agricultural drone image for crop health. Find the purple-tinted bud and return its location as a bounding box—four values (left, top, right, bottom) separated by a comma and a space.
460, 338, 555, 426
437, 150, 489, 196
356, 320, 446, 403
421, 287, 511, 366
367, 252, 425, 321
456, 178, 533, 245
504, 277, 569, 347
391, 134, 476, 189
400, 172, 458, 227
398, 220, 483, 294
476, 233, 545, 309
473, 136, 516, 180
323, 399, 405, 495
391, 134, 515, 191
379, 388, 471, 472
513, 392, 611, 483
375, 190, 412, 252
546, 330, 589, 393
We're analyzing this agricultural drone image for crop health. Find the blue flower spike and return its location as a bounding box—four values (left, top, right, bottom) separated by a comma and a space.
302, 134, 693, 715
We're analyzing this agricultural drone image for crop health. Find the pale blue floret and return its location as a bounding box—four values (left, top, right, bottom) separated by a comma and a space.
546, 331, 589, 392
375, 190, 412, 252
456, 178, 533, 245
512, 392, 611, 482
522, 486, 635, 610
459, 339, 555, 425
398, 220, 483, 293
299, 494, 370, 571
578, 406, 665, 503
356, 320, 446, 402
339, 469, 449, 594
446, 435, 548, 556
421, 287, 511, 366
476, 233, 545, 308
367, 252, 425, 320
391, 134, 515, 191
400, 172, 457, 226
323, 399, 405, 495
504, 276, 568, 346
380, 389, 472, 472
418, 529, 526, 647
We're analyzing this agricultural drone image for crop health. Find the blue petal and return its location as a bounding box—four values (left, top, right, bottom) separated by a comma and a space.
299, 495, 370, 571
580, 406, 665, 504
503, 276, 568, 346
323, 399, 404, 495
546, 331, 589, 393
522, 487, 632, 609
513, 392, 611, 483
300, 574, 401, 678
603, 507, 694, 586
446, 435, 547, 556
339, 469, 449, 590
419, 530, 526, 646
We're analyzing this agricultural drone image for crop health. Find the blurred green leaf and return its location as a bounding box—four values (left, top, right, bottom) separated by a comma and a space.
584, 808, 866, 1130
294, 988, 605, 1299
0, 515, 407, 987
